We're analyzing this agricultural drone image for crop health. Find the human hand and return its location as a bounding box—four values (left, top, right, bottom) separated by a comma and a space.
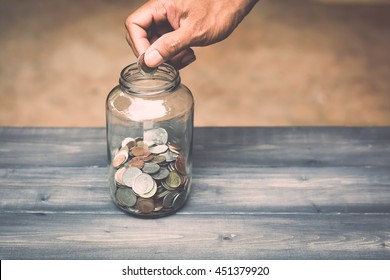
125, 0, 258, 69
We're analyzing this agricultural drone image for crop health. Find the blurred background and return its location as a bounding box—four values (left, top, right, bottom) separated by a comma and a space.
0, 0, 389, 127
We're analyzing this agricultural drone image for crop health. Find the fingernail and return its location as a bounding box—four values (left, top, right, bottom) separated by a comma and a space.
181, 54, 196, 67
144, 50, 164, 67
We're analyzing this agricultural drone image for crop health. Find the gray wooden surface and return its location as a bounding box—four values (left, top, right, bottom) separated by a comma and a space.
0, 127, 389, 259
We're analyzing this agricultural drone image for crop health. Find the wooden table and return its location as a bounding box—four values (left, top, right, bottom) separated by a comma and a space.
0, 127, 389, 260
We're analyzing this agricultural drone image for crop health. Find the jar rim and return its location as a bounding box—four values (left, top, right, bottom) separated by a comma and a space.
119, 62, 180, 95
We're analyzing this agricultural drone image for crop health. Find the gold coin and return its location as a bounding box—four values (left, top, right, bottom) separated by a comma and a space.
151, 155, 166, 164
136, 140, 145, 147
136, 198, 155, 214
165, 171, 181, 189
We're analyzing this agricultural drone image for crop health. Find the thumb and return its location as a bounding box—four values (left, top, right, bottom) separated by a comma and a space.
144, 29, 190, 68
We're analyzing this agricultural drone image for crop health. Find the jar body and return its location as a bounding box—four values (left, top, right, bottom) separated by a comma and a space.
106, 63, 194, 218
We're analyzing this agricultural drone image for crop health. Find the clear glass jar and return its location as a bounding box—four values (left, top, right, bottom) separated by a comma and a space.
106, 62, 194, 218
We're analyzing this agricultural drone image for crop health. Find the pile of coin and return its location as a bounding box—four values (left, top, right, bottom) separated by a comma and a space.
110, 127, 189, 216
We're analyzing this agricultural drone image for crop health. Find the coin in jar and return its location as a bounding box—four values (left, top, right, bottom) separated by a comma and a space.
112, 150, 128, 168
172, 191, 187, 210
136, 198, 155, 214
133, 173, 155, 196
128, 157, 145, 169
114, 166, 127, 186
116, 188, 137, 207
162, 190, 178, 208
138, 180, 157, 198
151, 155, 166, 165
142, 162, 160, 174
153, 199, 164, 212
122, 166, 142, 188
168, 143, 181, 153
175, 155, 187, 175
161, 150, 177, 162
121, 137, 136, 149
165, 171, 181, 189
144, 128, 168, 145
149, 144, 168, 154
131, 146, 150, 157
151, 167, 170, 181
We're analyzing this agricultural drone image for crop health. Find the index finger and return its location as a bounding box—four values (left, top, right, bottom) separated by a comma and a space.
125, 3, 155, 56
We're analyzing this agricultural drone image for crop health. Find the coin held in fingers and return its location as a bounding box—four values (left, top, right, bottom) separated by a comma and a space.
138, 53, 157, 76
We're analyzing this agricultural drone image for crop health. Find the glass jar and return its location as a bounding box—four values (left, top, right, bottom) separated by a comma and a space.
106, 62, 194, 218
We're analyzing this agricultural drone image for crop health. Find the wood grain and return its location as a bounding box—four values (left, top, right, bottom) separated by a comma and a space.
0, 127, 389, 259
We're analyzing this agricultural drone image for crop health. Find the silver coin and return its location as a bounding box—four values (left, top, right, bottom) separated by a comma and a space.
133, 173, 155, 195
149, 144, 168, 154
160, 150, 177, 162
142, 162, 160, 174
144, 128, 168, 145
156, 187, 169, 199
137, 52, 157, 76
138, 180, 157, 198
172, 191, 187, 210
151, 167, 170, 180
116, 188, 137, 207
122, 166, 142, 188
162, 190, 178, 208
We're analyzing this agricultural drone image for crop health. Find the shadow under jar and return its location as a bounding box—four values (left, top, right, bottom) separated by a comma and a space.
106, 62, 194, 218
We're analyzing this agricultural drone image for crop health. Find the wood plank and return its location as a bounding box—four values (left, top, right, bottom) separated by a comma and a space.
0, 127, 107, 168
1, 127, 389, 260
1, 166, 389, 214
0, 213, 389, 259
1, 127, 389, 168
193, 127, 390, 168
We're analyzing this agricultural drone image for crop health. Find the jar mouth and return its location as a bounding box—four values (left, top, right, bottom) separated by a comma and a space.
119, 62, 180, 95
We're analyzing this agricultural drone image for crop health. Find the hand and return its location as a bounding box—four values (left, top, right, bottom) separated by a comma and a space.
125, 0, 258, 69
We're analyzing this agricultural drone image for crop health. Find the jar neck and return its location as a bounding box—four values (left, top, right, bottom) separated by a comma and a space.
119, 63, 180, 95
